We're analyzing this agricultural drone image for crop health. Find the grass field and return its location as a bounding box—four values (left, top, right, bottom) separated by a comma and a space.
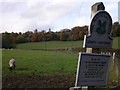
16, 41, 83, 49
112, 37, 120, 49
2, 49, 78, 76
2, 49, 120, 88
2, 37, 120, 88
16, 37, 120, 50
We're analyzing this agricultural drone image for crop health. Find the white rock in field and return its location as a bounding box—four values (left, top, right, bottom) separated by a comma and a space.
9, 59, 16, 70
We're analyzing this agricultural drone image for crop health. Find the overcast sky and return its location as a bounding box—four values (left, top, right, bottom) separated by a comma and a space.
0, 0, 119, 33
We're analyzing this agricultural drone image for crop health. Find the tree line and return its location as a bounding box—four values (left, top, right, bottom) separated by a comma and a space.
1, 22, 120, 49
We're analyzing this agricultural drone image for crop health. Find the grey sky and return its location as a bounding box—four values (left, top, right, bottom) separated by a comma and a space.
0, 0, 119, 33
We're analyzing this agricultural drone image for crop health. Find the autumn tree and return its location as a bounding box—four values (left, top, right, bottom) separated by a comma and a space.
2, 32, 16, 49
31, 29, 39, 42
59, 32, 67, 41
70, 26, 88, 40
112, 22, 120, 36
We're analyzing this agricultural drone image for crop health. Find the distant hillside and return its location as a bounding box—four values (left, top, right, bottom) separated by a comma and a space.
112, 37, 120, 49
16, 37, 120, 50
16, 41, 83, 50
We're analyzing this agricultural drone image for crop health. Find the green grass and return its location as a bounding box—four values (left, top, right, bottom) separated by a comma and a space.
2, 49, 120, 87
16, 41, 83, 49
112, 37, 120, 49
2, 37, 120, 88
2, 49, 78, 76
16, 37, 120, 50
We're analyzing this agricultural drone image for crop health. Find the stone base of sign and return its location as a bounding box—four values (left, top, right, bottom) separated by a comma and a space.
69, 86, 88, 90
69, 87, 81, 90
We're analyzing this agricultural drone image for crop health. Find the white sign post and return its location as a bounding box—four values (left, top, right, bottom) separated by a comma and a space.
75, 53, 111, 86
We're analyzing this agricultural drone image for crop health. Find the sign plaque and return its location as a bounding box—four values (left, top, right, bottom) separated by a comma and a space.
83, 10, 113, 48
75, 52, 111, 86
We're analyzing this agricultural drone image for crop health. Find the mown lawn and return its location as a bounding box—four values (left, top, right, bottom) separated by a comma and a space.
112, 37, 120, 49
16, 41, 83, 49
2, 49, 78, 76
2, 49, 120, 88
16, 37, 120, 50
2, 37, 120, 88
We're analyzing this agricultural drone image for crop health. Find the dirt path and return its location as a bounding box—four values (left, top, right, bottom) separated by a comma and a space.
2, 74, 120, 90
2, 74, 75, 89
